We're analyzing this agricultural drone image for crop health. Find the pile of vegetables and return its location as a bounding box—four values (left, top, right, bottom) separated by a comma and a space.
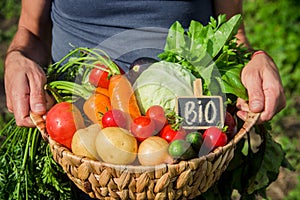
0, 14, 292, 199
45, 52, 235, 166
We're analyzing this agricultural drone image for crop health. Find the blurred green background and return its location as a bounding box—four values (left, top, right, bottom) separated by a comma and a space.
0, 0, 299, 199
242, 1, 300, 199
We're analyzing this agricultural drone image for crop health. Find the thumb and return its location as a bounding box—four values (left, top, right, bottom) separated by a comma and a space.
30, 90, 47, 115
29, 73, 47, 115
245, 82, 265, 113
249, 98, 264, 113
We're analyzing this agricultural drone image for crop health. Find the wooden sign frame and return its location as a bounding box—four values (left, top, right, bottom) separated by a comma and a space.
175, 79, 224, 130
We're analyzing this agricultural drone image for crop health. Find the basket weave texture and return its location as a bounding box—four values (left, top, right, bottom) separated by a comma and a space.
31, 112, 260, 200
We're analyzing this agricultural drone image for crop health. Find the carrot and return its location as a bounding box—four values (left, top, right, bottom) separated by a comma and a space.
95, 87, 110, 97
83, 92, 111, 126
108, 74, 141, 122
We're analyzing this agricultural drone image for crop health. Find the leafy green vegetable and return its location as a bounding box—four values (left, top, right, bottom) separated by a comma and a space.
0, 119, 72, 200
246, 129, 286, 194
159, 14, 250, 101
208, 15, 242, 58
134, 61, 196, 114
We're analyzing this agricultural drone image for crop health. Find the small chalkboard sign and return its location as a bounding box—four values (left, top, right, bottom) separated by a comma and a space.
176, 79, 224, 129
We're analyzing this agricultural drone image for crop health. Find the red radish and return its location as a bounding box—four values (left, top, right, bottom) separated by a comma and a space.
224, 111, 237, 139
202, 126, 227, 150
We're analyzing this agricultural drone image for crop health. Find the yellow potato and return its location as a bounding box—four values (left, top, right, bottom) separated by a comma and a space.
95, 127, 137, 165
71, 124, 101, 160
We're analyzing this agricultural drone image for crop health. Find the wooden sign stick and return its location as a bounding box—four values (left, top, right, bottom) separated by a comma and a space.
193, 79, 202, 97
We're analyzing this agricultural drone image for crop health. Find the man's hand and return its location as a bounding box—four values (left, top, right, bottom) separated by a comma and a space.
236, 51, 286, 123
4, 51, 51, 127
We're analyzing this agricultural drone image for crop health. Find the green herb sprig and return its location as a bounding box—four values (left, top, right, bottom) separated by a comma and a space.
0, 119, 72, 200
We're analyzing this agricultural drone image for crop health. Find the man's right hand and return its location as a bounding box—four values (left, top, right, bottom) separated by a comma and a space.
4, 50, 50, 127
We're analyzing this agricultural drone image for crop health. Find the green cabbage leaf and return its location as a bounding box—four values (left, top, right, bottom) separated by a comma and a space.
133, 61, 196, 114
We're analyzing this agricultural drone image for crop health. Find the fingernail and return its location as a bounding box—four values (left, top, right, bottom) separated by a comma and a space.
34, 103, 45, 113
250, 100, 263, 112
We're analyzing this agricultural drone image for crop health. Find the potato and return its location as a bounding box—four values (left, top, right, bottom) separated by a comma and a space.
71, 124, 101, 160
95, 127, 137, 165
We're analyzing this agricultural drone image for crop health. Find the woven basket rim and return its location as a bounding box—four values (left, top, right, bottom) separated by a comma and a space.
48, 136, 229, 170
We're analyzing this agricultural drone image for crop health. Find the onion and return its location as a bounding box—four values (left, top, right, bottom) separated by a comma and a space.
138, 136, 170, 166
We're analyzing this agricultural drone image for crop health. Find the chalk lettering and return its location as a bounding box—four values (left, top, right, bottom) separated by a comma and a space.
176, 96, 223, 129
198, 100, 203, 124
185, 101, 197, 125
205, 100, 217, 124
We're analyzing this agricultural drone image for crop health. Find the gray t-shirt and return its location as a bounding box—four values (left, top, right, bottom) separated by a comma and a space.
51, 0, 213, 69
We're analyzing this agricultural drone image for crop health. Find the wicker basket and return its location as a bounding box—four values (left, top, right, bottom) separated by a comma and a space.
31, 111, 260, 200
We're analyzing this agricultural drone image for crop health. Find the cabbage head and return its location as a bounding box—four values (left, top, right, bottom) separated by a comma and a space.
133, 61, 196, 114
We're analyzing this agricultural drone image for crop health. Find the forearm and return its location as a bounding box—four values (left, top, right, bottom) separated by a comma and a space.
6, 26, 52, 67
213, 0, 252, 49
6, 0, 52, 67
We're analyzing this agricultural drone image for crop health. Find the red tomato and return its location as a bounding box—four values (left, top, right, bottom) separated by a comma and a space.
131, 116, 155, 142
146, 105, 167, 132
202, 126, 227, 150
46, 102, 85, 149
159, 124, 186, 143
89, 64, 110, 88
102, 109, 127, 129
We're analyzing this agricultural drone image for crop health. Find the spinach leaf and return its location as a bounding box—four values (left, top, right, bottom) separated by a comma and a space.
216, 64, 248, 100
159, 14, 248, 101
208, 14, 242, 58
246, 130, 286, 194
164, 21, 186, 55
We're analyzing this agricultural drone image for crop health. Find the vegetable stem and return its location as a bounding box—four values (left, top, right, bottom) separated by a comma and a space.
22, 128, 32, 200
49, 81, 92, 100
50, 47, 120, 78
30, 129, 40, 171
45, 84, 64, 103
